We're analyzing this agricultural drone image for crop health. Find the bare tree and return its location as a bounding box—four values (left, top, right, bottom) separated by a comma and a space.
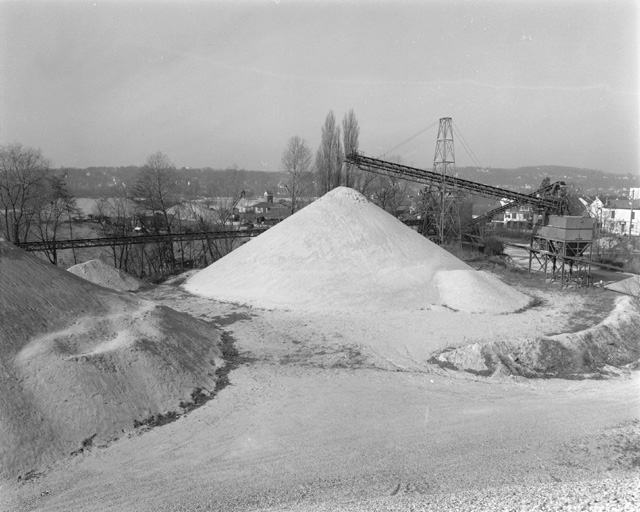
0, 143, 50, 243
33, 175, 79, 264
94, 187, 138, 272
132, 152, 179, 235
171, 198, 238, 268
282, 136, 313, 215
315, 111, 343, 194
132, 152, 180, 276
370, 156, 410, 215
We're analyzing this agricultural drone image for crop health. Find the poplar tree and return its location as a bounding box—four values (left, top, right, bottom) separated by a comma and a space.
342, 109, 360, 189
315, 111, 343, 195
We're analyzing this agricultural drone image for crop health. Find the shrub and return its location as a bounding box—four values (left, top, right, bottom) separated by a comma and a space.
482, 237, 505, 256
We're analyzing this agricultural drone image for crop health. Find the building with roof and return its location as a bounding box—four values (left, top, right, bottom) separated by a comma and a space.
587, 197, 639, 237
166, 201, 223, 228
498, 201, 534, 228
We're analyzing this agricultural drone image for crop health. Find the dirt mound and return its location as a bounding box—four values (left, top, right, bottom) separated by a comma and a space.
184, 187, 531, 313
67, 259, 144, 291
430, 295, 640, 379
605, 275, 640, 296
0, 242, 224, 480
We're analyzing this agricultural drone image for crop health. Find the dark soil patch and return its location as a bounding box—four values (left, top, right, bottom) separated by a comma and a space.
16, 469, 45, 483
70, 433, 98, 457
562, 296, 618, 333
278, 343, 374, 370
329, 345, 369, 369
510, 296, 545, 314
428, 347, 495, 377
133, 411, 179, 429
204, 311, 256, 327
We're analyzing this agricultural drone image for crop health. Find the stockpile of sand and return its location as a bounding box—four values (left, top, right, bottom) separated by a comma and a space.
0, 241, 224, 479
605, 275, 640, 296
67, 259, 144, 291
185, 187, 531, 313
431, 294, 640, 378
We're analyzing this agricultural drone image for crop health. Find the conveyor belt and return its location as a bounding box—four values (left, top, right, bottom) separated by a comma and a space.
346, 152, 562, 210
15, 228, 266, 252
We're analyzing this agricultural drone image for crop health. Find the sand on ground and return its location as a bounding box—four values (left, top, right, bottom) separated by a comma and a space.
66, 259, 144, 292
2, 188, 639, 511
3, 281, 639, 512
0, 242, 225, 481
184, 187, 531, 314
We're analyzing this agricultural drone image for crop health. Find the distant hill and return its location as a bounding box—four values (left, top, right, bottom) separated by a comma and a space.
457, 165, 640, 197
454, 165, 639, 198
61, 166, 287, 199
59, 164, 638, 201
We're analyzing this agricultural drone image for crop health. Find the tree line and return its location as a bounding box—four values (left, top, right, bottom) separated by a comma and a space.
1, 110, 415, 277
0, 144, 78, 257
0, 145, 242, 276
62, 165, 284, 200
91, 151, 243, 278
281, 108, 413, 217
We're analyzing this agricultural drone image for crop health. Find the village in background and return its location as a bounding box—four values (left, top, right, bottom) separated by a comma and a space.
1, 136, 639, 280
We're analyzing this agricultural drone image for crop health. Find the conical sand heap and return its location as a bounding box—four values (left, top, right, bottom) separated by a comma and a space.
185, 187, 530, 313
67, 258, 144, 291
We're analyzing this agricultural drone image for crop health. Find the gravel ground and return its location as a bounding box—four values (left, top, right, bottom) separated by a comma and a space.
260, 476, 640, 512
3, 273, 639, 512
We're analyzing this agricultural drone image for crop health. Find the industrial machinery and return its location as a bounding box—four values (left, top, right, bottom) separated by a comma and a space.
345, 117, 593, 286
344, 152, 570, 239
529, 215, 595, 287
218, 190, 245, 225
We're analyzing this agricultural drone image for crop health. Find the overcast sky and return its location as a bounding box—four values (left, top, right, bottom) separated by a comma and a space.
1, 0, 638, 174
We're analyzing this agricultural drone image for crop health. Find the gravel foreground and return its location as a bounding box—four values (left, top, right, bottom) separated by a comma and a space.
4, 251, 639, 512
259, 477, 640, 512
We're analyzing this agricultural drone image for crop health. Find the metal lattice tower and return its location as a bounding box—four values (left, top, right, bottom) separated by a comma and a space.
420, 117, 463, 244
433, 117, 455, 177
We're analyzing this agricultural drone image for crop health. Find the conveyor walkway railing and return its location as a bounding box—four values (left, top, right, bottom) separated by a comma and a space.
15, 228, 267, 252
345, 151, 564, 211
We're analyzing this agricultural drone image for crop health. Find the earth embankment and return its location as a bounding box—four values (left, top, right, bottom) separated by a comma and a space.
431, 294, 640, 379
0, 242, 224, 480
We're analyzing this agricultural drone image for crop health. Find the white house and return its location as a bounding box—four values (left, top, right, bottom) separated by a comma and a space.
497, 199, 533, 227
587, 197, 639, 237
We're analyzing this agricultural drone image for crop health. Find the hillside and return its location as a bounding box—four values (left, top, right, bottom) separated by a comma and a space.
0, 242, 225, 479
59, 164, 639, 200
455, 164, 639, 197
62, 166, 286, 199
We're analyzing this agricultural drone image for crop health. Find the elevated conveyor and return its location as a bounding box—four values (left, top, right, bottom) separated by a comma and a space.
345, 151, 566, 213
15, 228, 266, 252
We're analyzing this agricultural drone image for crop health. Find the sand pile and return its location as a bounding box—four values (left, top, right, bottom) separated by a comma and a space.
431, 294, 640, 378
605, 275, 640, 296
185, 187, 531, 313
67, 259, 144, 291
0, 241, 224, 479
